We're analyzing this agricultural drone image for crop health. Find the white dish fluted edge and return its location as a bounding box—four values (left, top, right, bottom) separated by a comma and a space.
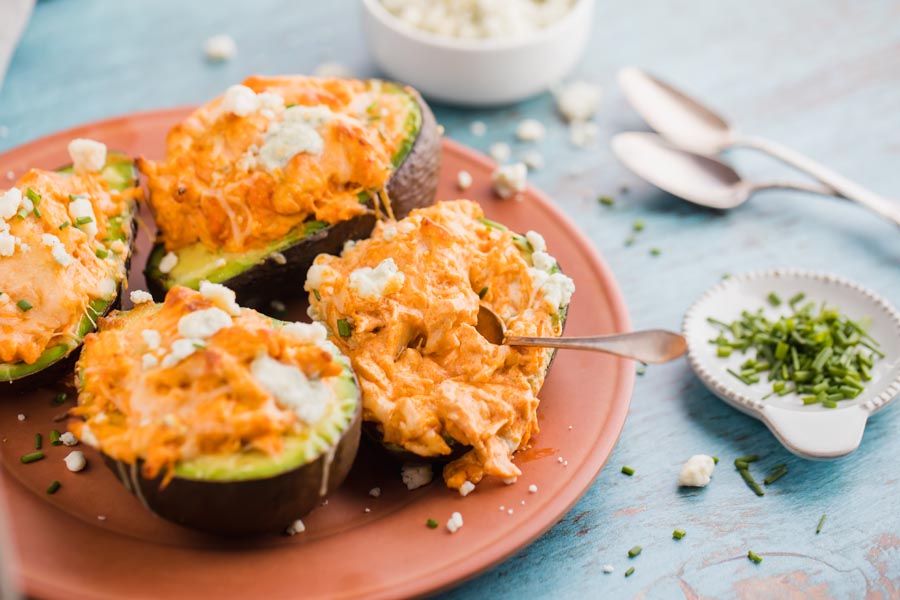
683, 268, 900, 459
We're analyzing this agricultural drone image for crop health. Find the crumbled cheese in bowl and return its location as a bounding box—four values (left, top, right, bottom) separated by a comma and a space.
381, 0, 576, 40
678, 454, 716, 487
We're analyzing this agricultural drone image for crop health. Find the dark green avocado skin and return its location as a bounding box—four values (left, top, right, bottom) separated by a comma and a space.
105, 407, 361, 536
146, 212, 378, 310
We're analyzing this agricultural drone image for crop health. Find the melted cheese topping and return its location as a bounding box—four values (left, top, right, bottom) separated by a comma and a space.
307, 200, 570, 489
0, 167, 137, 364
138, 76, 415, 254
71, 287, 343, 483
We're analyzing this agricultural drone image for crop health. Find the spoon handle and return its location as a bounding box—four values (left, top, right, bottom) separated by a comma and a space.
737, 134, 900, 227
504, 330, 687, 364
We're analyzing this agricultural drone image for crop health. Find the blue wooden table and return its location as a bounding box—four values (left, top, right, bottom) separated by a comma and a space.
2, 1, 899, 597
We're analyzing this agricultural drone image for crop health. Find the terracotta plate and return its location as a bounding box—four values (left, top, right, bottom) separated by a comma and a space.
0, 109, 633, 599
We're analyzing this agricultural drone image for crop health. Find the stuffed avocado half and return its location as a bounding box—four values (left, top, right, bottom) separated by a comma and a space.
304, 200, 574, 492
140, 76, 441, 306
70, 284, 361, 535
0, 144, 139, 390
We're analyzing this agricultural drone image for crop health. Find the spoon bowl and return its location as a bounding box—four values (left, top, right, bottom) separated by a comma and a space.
611, 132, 832, 209
612, 132, 749, 209
476, 305, 687, 364
618, 66, 734, 155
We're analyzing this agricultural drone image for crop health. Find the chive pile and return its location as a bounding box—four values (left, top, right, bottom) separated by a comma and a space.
709, 293, 883, 406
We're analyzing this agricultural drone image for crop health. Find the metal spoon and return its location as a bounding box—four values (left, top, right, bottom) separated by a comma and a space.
617, 67, 900, 226
475, 305, 687, 363
612, 132, 834, 209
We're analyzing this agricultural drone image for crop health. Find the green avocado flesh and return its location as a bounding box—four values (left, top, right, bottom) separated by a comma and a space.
0, 156, 137, 383
146, 219, 329, 290
146, 81, 424, 293
173, 363, 358, 482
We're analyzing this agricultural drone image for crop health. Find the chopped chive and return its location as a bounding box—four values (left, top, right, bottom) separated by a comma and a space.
763, 467, 788, 485
621, 466, 635, 476
95, 248, 109, 259
477, 217, 508, 231
337, 318, 352, 338
712, 456, 719, 464
673, 529, 686, 539
767, 292, 781, 307
46, 480, 61, 495
788, 293, 805, 307
598, 196, 615, 207
17, 299, 32, 312
650, 248, 661, 256
34, 433, 42, 450
16, 207, 28, 219
53, 392, 67, 405
717, 346, 732, 358
426, 518, 439, 529
624, 567, 635, 577
816, 514, 826, 534
747, 550, 763, 564
635, 365, 647, 376
735, 455, 759, 464
632, 220, 645, 232
75, 216, 94, 226
312, 289, 321, 301
59, 220, 70, 230
20, 451, 44, 464
823, 400, 838, 409
628, 545, 642, 558
738, 468, 765, 497
25, 187, 41, 204
50, 430, 62, 445
478, 287, 488, 299
624, 234, 636, 247
33, 206, 42, 218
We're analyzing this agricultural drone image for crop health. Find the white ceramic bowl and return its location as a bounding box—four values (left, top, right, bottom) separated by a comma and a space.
360, 0, 595, 106
683, 269, 900, 459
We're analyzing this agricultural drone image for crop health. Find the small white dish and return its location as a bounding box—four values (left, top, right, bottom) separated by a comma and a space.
683, 269, 900, 459
360, 0, 594, 106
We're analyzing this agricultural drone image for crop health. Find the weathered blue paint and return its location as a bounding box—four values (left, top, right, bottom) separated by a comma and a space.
1, 1, 898, 597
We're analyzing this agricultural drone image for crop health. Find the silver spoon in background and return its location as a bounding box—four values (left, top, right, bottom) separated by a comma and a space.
475, 305, 687, 363
612, 132, 835, 209
617, 67, 900, 226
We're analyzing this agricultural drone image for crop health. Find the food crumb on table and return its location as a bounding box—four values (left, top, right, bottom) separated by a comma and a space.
368, 487, 381, 498
469, 121, 486, 137
203, 34, 236, 62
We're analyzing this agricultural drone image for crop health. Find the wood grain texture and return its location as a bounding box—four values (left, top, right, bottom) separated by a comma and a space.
1, 0, 899, 598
